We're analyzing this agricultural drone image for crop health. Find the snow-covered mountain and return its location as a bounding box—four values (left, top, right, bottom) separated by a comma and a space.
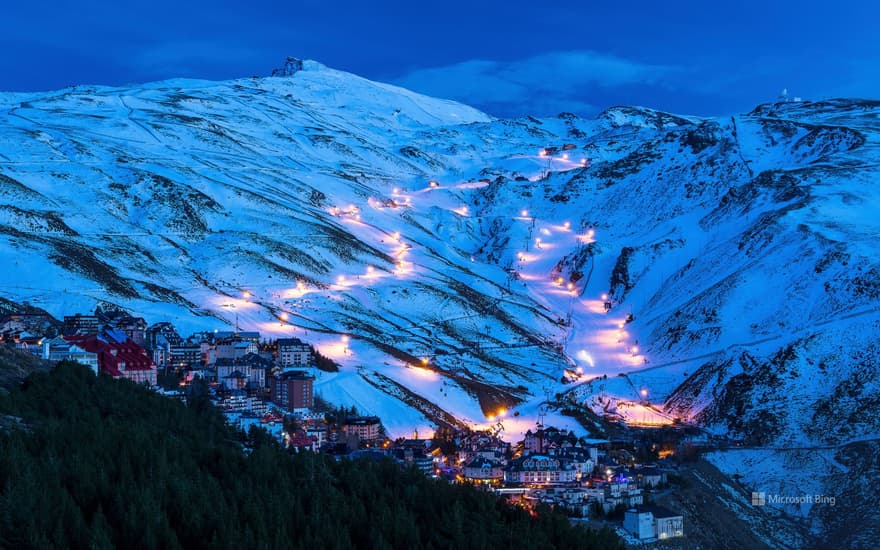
2, 59, 879, 542
0, 58, 590, 439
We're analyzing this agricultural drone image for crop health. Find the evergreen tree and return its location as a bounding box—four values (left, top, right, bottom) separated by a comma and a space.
0, 361, 624, 550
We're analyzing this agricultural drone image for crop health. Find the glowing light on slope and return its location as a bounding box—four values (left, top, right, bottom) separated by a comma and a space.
584, 299, 608, 315
616, 402, 672, 426
319, 337, 352, 361
407, 365, 439, 380
212, 296, 258, 311
576, 350, 595, 367
578, 229, 596, 243
281, 281, 312, 299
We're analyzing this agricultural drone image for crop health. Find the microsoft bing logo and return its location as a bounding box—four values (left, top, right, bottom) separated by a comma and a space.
751, 492, 766, 506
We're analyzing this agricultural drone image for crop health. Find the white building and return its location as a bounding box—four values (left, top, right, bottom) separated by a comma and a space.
463, 458, 504, 484
624, 505, 683, 540
215, 353, 268, 390
277, 338, 312, 366
215, 340, 258, 361
504, 455, 577, 485
42, 337, 99, 374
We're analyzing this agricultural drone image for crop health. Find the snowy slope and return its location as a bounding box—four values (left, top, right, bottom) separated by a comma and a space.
1, 59, 879, 478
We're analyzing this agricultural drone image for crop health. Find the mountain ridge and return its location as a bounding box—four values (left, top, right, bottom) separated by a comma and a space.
2, 67, 879, 541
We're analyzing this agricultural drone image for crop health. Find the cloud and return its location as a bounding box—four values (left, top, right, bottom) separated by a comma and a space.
393, 50, 679, 118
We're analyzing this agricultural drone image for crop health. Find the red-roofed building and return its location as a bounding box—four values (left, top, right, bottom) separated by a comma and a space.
65, 331, 157, 386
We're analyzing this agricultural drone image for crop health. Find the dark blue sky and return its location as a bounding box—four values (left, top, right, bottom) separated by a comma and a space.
3, 0, 878, 118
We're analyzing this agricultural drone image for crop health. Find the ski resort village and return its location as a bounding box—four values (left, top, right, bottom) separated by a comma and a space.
3, 304, 692, 543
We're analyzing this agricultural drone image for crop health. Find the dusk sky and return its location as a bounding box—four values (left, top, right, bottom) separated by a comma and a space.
3, 0, 878, 118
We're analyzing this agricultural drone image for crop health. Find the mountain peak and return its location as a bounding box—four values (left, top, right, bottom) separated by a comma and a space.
271, 56, 305, 77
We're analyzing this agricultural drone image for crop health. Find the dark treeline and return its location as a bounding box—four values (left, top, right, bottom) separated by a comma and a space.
0, 362, 623, 549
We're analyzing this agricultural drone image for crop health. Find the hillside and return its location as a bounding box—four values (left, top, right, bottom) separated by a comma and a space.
0, 361, 622, 549
0, 345, 51, 395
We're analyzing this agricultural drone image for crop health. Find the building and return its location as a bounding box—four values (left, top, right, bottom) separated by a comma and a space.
635, 467, 666, 489
555, 449, 596, 480
215, 331, 261, 343
462, 458, 504, 484
299, 414, 329, 446
218, 390, 268, 414
41, 336, 99, 374
504, 455, 577, 485
63, 314, 101, 336
523, 428, 547, 455
97, 308, 147, 347
215, 340, 259, 362
216, 353, 269, 391
399, 448, 434, 475
145, 322, 183, 367
65, 330, 157, 385
199, 341, 216, 366
170, 343, 202, 369
305, 425, 328, 447
342, 416, 382, 443
0, 311, 56, 336
13, 335, 44, 357
277, 337, 312, 366
269, 370, 314, 410
145, 322, 183, 349
624, 505, 684, 540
